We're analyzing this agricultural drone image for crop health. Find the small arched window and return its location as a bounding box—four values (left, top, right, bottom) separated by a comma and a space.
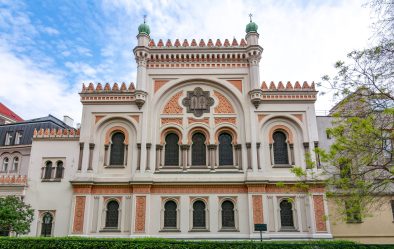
164, 200, 177, 229
164, 133, 179, 166
2, 157, 9, 172
41, 212, 53, 237
11, 157, 19, 172
219, 133, 233, 166
44, 161, 52, 179
280, 200, 294, 228
110, 132, 125, 165
192, 200, 206, 229
105, 200, 119, 228
273, 131, 289, 164
221, 200, 235, 228
55, 161, 64, 179
192, 132, 206, 166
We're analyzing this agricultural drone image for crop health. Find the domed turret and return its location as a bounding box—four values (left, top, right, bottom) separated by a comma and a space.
246, 14, 258, 33
138, 15, 150, 35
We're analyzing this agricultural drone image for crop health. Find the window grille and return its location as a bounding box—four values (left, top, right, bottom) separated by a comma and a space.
221, 200, 235, 228
192, 200, 206, 228
44, 161, 52, 179
41, 213, 53, 237
164, 200, 177, 228
273, 131, 289, 164
105, 201, 119, 228
110, 132, 125, 165
164, 133, 179, 166
219, 133, 233, 165
192, 133, 206, 166
280, 200, 294, 228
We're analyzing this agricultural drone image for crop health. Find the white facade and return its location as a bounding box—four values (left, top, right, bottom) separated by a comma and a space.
25, 21, 332, 239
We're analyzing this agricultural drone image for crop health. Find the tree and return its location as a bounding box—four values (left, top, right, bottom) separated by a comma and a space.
293, 1, 394, 221
0, 196, 34, 236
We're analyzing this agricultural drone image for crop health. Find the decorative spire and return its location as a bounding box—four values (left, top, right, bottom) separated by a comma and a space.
249, 13, 253, 22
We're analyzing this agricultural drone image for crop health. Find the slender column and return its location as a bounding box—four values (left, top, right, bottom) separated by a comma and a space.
78, 142, 84, 171
136, 143, 141, 171
256, 142, 261, 170
269, 144, 273, 165
246, 142, 252, 170
180, 145, 190, 171
104, 145, 109, 166
207, 144, 217, 170
289, 143, 295, 165
124, 144, 128, 166
88, 143, 94, 171
303, 142, 309, 167
145, 143, 151, 171
155, 144, 163, 171
314, 141, 321, 168
235, 144, 242, 170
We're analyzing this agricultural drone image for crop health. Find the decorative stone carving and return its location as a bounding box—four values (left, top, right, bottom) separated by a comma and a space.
252, 195, 263, 225
188, 117, 209, 125
72, 196, 86, 234
182, 87, 214, 117
214, 117, 236, 125
163, 91, 183, 114
161, 118, 183, 125
214, 91, 235, 113
313, 195, 327, 232
135, 196, 146, 233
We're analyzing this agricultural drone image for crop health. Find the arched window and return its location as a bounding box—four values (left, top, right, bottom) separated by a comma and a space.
219, 133, 233, 166
44, 161, 52, 179
273, 131, 289, 164
105, 200, 119, 228
192, 132, 206, 166
110, 132, 125, 165
2, 157, 9, 172
41, 213, 53, 237
164, 200, 177, 229
221, 200, 235, 228
164, 133, 179, 166
192, 200, 206, 229
55, 161, 64, 179
11, 157, 19, 172
280, 200, 294, 228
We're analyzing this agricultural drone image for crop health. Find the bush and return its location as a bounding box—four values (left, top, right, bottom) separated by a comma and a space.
0, 237, 392, 249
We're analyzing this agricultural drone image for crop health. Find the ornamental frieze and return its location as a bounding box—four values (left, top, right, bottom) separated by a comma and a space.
182, 87, 214, 117
162, 91, 183, 114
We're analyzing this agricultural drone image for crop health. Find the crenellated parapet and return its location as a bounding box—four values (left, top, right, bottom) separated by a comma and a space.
33, 128, 80, 140
0, 175, 27, 185
148, 38, 247, 48
259, 81, 317, 101
79, 82, 147, 108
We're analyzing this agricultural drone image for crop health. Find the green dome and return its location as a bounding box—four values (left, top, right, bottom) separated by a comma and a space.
138, 23, 150, 35
246, 21, 258, 33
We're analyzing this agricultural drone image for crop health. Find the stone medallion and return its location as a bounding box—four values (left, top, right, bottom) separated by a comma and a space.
182, 87, 214, 117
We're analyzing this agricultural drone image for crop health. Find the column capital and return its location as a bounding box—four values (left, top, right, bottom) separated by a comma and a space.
180, 144, 190, 150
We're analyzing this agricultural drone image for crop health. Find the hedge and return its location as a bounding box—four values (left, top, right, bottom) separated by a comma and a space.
0, 237, 393, 249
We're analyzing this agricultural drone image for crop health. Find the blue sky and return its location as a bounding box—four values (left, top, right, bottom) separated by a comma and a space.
0, 0, 372, 124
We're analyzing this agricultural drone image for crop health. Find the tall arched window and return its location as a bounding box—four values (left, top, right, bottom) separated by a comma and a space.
41, 213, 53, 237
105, 200, 119, 228
164, 133, 179, 166
280, 200, 294, 229
219, 133, 233, 166
164, 200, 177, 229
44, 161, 52, 179
192, 200, 206, 229
221, 200, 235, 228
11, 157, 19, 172
192, 132, 206, 166
273, 131, 289, 164
2, 157, 8, 172
55, 161, 64, 179
110, 132, 125, 165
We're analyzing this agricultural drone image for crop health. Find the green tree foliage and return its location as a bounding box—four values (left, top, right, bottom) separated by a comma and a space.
0, 196, 34, 236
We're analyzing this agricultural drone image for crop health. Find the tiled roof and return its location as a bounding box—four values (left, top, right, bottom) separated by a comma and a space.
0, 102, 23, 122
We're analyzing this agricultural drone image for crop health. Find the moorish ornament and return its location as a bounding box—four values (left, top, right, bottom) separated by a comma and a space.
182, 87, 214, 117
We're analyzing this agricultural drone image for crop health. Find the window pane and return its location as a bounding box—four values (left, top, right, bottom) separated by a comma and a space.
110, 132, 125, 165
164, 201, 177, 228
193, 201, 206, 228
221, 200, 235, 228
44, 161, 52, 179
273, 131, 289, 164
165, 133, 179, 166
219, 133, 233, 165
192, 133, 206, 165
55, 161, 63, 178
280, 200, 294, 227
41, 213, 53, 237
2, 158, 8, 172
105, 201, 119, 228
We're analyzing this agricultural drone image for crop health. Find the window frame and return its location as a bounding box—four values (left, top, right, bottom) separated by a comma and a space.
1, 157, 9, 172
164, 133, 180, 166
278, 198, 296, 231
4, 131, 13, 146
190, 198, 209, 231
37, 211, 55, 237
218, 198, 239, 232
104, 199, 120, 230
191, 132, 207, 166
161, 198, 180, 232
218, 132, 234, 166
11, 156, 19, 173
272, 131, 290, 165
109, 132, 126, 166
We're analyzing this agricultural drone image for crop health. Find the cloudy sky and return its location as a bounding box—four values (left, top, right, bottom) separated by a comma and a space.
0, 0, 373, 123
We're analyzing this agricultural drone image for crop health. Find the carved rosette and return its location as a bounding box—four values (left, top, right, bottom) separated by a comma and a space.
182, 87, 214, 117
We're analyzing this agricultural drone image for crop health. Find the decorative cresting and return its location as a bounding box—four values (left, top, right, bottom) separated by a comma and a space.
80, 82, 148, 109
213, 91, 235, 113
0, 175, 27, 185
33, 128, 80, 139
162, 91, 183, 114
182, 87, 214, 117
260, 81, 317, 101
